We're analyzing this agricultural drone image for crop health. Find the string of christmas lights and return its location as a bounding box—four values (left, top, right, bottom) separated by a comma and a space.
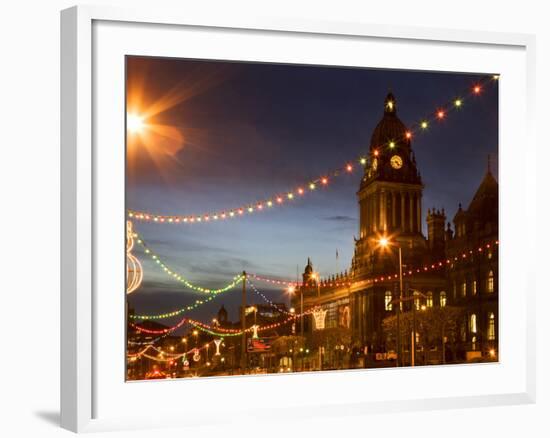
186, 308, 316, 337
127, 334, 166, 345
128, 235, 497, 337
130, 305, 316, 338
129, 317, 190, 335
249, 240, 499, 288
127, 76, 498, 225
128, 272, 293, 320
128, 340, 218, 361
246, 278, 295, 315
134, 231, 244, 295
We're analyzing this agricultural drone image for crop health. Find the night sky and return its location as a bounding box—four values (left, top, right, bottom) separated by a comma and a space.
126, 56, 498, 326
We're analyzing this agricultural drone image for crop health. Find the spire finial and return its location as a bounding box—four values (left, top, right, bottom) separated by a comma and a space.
384, 91, 396, 114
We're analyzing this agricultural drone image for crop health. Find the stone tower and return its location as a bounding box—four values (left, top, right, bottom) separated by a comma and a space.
427, 208, 446, 258
352, 92, 427, 276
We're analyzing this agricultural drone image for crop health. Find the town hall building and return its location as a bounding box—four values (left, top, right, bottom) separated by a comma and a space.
294, 93, 498, 365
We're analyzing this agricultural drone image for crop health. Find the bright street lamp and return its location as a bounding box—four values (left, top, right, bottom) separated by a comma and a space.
377, 235, 403, 367
127, 113, 145, 134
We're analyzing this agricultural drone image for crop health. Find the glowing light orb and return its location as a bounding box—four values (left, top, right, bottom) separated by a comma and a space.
127, 113, 145, 134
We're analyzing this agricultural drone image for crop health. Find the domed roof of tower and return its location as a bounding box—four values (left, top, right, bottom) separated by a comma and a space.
370, 92, 410, 150
304, 257, 313, 275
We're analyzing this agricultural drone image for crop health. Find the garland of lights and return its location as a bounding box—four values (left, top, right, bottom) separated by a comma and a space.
135, 226, 498, 291
246, 279, 295, 315
134, 231, 244, 294
128, 340, 219, 362
130, 236, 499, 339
129, 275, 291, 321
250, 240, 499, 287
127, 334, 166, 345
129, 293, 221, 319
127, 76, 498, 225
129, 317, 190, 334
127, 239, 498, 322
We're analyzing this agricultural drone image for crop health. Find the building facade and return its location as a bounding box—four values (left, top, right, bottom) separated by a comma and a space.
294, 93, 498, 365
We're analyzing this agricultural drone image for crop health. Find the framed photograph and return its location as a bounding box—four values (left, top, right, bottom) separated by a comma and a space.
61, 5, 536, 433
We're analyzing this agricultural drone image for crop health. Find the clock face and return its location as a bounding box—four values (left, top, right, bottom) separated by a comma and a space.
372, 158, 378, 171
390, 155, 403, 169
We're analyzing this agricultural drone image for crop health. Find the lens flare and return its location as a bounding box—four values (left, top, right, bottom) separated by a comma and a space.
127, 113, 145, 134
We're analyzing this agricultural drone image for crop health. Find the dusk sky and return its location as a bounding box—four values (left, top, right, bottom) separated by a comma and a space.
125, 56, 498, 324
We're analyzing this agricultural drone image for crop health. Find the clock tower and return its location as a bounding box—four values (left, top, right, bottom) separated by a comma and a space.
352, 93, 427, 276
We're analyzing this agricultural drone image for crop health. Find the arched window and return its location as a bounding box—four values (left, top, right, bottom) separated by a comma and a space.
461, 281, 467, 297
472, 336, 477, 351
414, 296, 420, 310
384, 291, 393, 311
487, 270, 495, 293
426, 291, 433, 307
470, 314, 477, 333
488, 312, 496, 341
472, 280, 477, 296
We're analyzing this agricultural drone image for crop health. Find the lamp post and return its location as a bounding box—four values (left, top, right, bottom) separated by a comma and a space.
377, 237, 403, 367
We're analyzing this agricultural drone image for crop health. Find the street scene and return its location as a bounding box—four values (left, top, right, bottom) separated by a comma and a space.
125, 57, 498, 380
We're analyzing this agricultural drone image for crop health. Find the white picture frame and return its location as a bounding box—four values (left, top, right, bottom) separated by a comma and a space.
60, 5, 536, 433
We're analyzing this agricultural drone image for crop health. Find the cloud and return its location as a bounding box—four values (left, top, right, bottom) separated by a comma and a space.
322, 215, 356, 222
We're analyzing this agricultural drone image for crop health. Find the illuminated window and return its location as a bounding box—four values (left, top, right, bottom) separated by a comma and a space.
384, 291, 393, 311
426, 291, 433, 307
470, 314, 477, 333
472, 336, 477, 351
487, 270, 494, 293
472, 280, 477, 296
414, 297, 420, 310
488, 250, 493, 259
488, 312, 496, 340
440, 291, 447, 307
461, 281, 467, 297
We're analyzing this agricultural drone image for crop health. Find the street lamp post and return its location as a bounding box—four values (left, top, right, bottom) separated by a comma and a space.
378, 237, 403, 367
397, 246, 403, 367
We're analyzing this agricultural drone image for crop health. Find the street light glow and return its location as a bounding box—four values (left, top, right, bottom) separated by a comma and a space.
127, 113, 145, 134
